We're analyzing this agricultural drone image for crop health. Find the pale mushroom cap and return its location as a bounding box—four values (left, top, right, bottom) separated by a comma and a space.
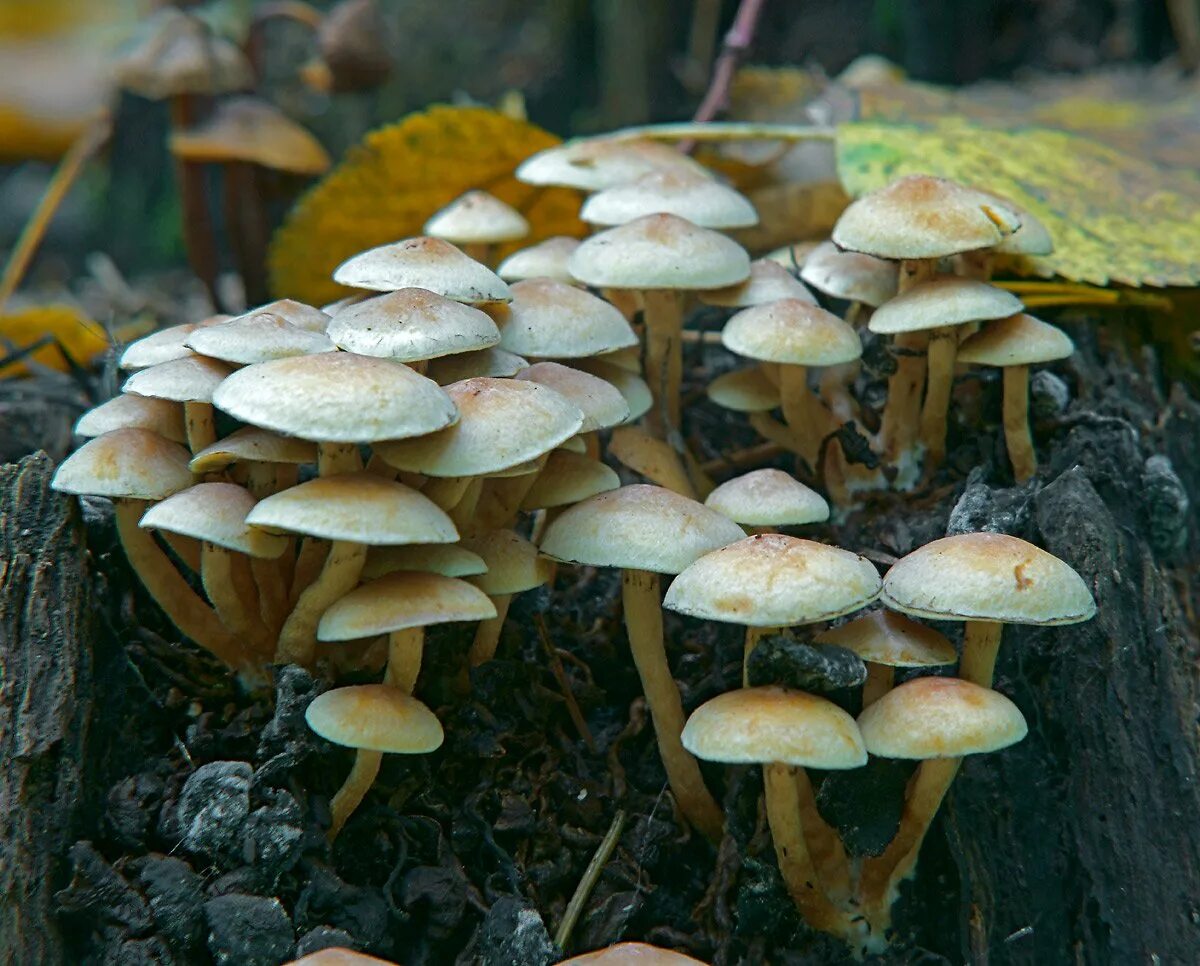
169, 96, 331, 174
540, 484, 745, 575
975, 190, 1054, 255
495, 279, 637, 358
560, 942, 709, 965
858, 677, 1028, 759
701, 259, 816, 308
581, 170, 758, 229
246, 473, 457, 544
361, 543, 487, 581
606, 427, 696, 494
75, 395, 187, 444
460, 529, 554, 594
119, 318, 229, 371
815, 609, 956, 667
682, 686, 867, 769
574, 359, 653, 421
123, 356, 232, 404
497, 237, 581, 283
832, 174, 1022, 260
374, 377, 583, 477
594, 345, 641, 373
213, 353, 457, 443
568, 214, 750, 290
868, 277, 1023, 335
188, 427, 317, 473
957, 313, 1074, 367
327, 288, 500, 362
516, 137, 711, 192
521, 450, 620, 509
318, 571, 496, 640
424, 190, 530, 245
287, 949, 395, 966
705, 367, 780, 413
515, 362, 630, 432
236, 299, 332, 332
799, 240, 898, 307
116, 9, 252, 99
333, 237, 512, 304
426, 346, 529, 384
51, 428, 193, 500
881, 532, 1096, 625
185, 315, 334, 364
139, 482, 286, 557
305, 684, 443, 754
722, 299, 862, 366
664, 533, 880, 626
703, 469, 829, 527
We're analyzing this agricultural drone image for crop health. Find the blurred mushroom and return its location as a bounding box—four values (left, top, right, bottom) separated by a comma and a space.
580, 170, 757, 230
333, 237, 511, 305
424, 190, 530, 265
497, 237, 581, 284
517, 137, 711, 193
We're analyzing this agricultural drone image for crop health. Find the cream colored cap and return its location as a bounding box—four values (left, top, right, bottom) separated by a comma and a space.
703, 469, 829, 527
139, 482, 286, 557
497, 237, 580, 284
975, 190, 1054, 255
705, 367, 779, 413
424, 190, 530, 245
374, 377, 583, 477
246, 473, 457, 544
327, 288, 500, 362
799, 240, 898, 307
682, 686, 867, 769
581, 170, 758, 229
722, 299, 861, 366
521, 450, 619, 510
516, 362, 629, 432
574, 359, 653, 422
664, 533, 879, 626
815, 609, 956, 667
881, 532, 1096, 624
318, 571, 496, 640
116, 9, 252, 99
185, 314, 334, 364
169, 96, 331, 174
213, 353, 457, 443
234, 299, 332, 332
858, 677, 1027, 758
957, 313, 1074, 367
75, 395, 187, 444
495, 279, 637, 359
540, 484, 745, 575
286, 949, 395, 966
361, 543, 487, 581
333, 237, 512, 304
305, 684, 443, 753
832, 174, 1021, 260
560, 943, 709, 965
119, 316, 230, 370
51, 428, 193, 500
517, 137, 711, 192
461, 529, 554, 594
568, 214, 750, 291
426, 346, 529, 384
868, 277, 1022, 335
607, 427, 694, 494
188, 427, 317, 474
123, 356, 232, 403
701, 259, 816, 308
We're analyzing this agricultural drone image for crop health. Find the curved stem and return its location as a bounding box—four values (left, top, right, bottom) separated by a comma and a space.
244, 462, 279, 500
383, 626, 424, 692
448, 477, 483, 534
328, 748, 382, 841
290, 537, 329, 605
780, 364, 820, 467
184, 401, 217, 455
959, 619, 1004, 687
641, 289, 685, 438
918, 326, 957, 468
794, 765, 851, 903
1002, 365, 1036, 482
162, 531, 201, 573
861, 663, 894, 708
468, 594, 513, 667
275, 540, 365, 665
879, 260, 935, 479
748, 411, 802, 456
318, 442, 362, 477
202, 543, 271, 654
422, 475, 472, 511
742, 624, 778, 686
251, 555, 289, 635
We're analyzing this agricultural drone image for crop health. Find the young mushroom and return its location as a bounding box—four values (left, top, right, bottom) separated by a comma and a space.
118, 315, 231, 371
490, 278, 637, 362
122, 355, 233, 454
74, 394, 187, 446
332, 236, 512, 305
702, 468, 829, 535
516, 137, 712, 193
560, 942, 709, 964
424, 190, 530, 264
580, 170, 758, 231
496, 237, 581, 284
701, 258, 817, 309
460, 529, 555, 668
184, 308, 335, 366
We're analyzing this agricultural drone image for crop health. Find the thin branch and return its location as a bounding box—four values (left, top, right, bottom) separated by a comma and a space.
692, 0, 769, 125
555, 809, 628, 950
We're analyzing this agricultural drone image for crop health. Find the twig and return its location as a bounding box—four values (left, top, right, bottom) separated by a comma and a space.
691, 0, 769, 126
535, 613, 596, 753
608, 121, 836, 144
555, 808, 627, 950
700, 440, 784, 476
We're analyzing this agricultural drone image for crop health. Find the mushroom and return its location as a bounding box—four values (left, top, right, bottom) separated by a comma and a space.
118, 315, 231, 371
122, 355, 233, 454
702, 258, 818, 309
704, 366, 799, 453
559, 942, 709, 964
496, 237, 581, 284
490, 278, 637, 361
185, 309, 335, 365
460, 529, 554, 668
74, 394, 187, 445
702, 468, 829, 534
332, 237, 512, 305
799, 241, 898, 319
424, 190, 530, 264
541, 484, 745, 841
287, 947, 396, 965
361, 542, 487, 581
520, 449, 619, 514
517, 137, 711, 193
426, 346, 529, 384
957, 313, 1074, 482
580, 170, 758, 231
607, 426, 698, 498
189, 427, 317, 499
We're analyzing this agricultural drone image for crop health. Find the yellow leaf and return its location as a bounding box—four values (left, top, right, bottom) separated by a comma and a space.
0, 304, 109, 376
269, 105, 587, 306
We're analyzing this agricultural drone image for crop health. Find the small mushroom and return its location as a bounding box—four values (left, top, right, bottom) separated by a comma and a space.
286, 946, 396, 965
424, 190, 530, 265
702, 258, 817, 308
490, 278, 637, 360
460, 529, 554, 668
75, 394, 187, 445
122, 355, 233, 454
118, 315, 230, 371
333, 237, 512, 305
496, 237, 581, 284
560, 942, 709, 964
426, 346, 529, 384
517, 137, 711, 192
703, 468, 829, 534
580, 170, 758, 230
185, 310, 334, 365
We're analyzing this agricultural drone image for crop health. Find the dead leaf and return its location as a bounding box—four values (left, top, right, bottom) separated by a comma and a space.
1, 304, 109, 376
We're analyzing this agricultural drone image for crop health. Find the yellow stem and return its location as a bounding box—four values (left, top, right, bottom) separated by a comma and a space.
328, 748, 382, 840
1002, 365, 1036, 483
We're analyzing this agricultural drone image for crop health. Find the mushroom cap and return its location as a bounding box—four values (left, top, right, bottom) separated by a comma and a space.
497, 237, 580, 284
703, 469, 829, 527
573, 360, 653, 422
123, 356, 232, 404
423, 190, 530, 245
246, 473, 457, 544
460, 529, 554, 594
517, 137, 711, 192
701, 259, 816, 308
881, 532, 1096, 625
799, 240, 898, 307
494, 279, 637, 359
515, 362, 630, 432
185, 315, 334, 364
975, 190, 1054, 256
213, 353, 457, 443
705, 367, 780, 413
957, 313, 1074, 367
721, 299, 862, 366
139, 482, 286, 557
568, 214, 750, 291
327, 288, 500, 362
560, 943, 709, 965
858, 676, 1028, 759
116, 9, 252, 100
521, 450, 620, 509
232, 299, 332, 332
540, 484, 745, 575
51, 428, 193, 500
375, 377, 583, 477
831, 174, 1022, 260
118, 317, 231, 371
581, 170, 758, 229
664, 533, 880, 626
362, 543, 487, 581
815, 609, 956, 667
426, 346, 528, 384
606, 427, 696, 494
868, 277, 1023, 335
318, 571, 496, 640
305, 684, 443, 754
682, 686, 867, 769
286, 948, 395, 966
169, 96, 331, 174
75, 394, 187, 444
189, 427, 317, 474
594, 345, 642, 373
333, 237, 511, 304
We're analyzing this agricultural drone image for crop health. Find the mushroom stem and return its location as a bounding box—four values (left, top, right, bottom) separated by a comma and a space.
275, 540, 366, 665
861, 663, 895, 708
959, 619, 1004, 687
448, 477, 483, 533
162, 532, 202, 572
1002, 364, 1036, 482
184, 402, 217, 454
245, 462, 278, 500
641, 289, 685, 438
226, 160, 271, 305
201, 543, 271, 654
461, 242, 492, 265
383, 626, 424, 692
779, 365, 822, 467
794, 764, 852, 903
748, 412, 803, 456
742, 624, 778, 686
918, 325, 957, 468
879, 259, 934, 473
474, 473, 539, 530
468, 593, 513, 667
318, 442, 362, 476
168, 95, 220, 305
423, 475, 472, 511
622, 568, 724, 842
251, 555, 289, 633
290, 537, 329, 605
328, 748, 382, 840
